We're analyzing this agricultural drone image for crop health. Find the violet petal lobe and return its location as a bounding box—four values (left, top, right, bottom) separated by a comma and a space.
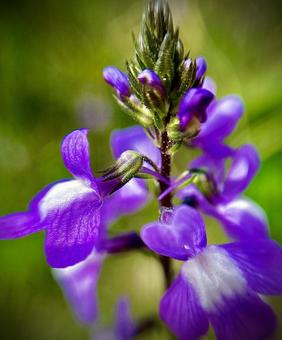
0, 211, 42, 239
0, 180, 65, 239
216, 198, 269, 240
110, 125, 161, 166
53, 251, 103, 325
195, 95, 244, 145
223, 144, 260, 199
103, 66, 130, 99
209, 291, 277, 340
221, 240, 282, 295
61, 129, 95, 183
41, 179, 102, 268
141, 205, 206, 260
160, 275, 209, 340
177, 88, 214, 130
115, 298, 136, 339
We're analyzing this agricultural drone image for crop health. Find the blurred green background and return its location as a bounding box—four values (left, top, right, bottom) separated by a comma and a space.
0, 0, 281, 339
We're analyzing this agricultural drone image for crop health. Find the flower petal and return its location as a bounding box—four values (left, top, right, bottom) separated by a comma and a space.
61, 129, 95, 183
103, 66, 130, 99
160, 275, 209, 340
178, 88, 214, 130
110, 125, 160, 166
223, 144, 260, 199
216, 198, 269, 240
141, 205, 206, 260
202, 76, 217, 95
0, 211, 42, 239
0, 181, 62, 239
221, 240, 282, 295
102, 179, 149, 226
190, 153, 225, 190
41, 180, 102, 268
181, 245, 277, 338
53, 252, 103, 325
195, 95, 244, 145
181, 245, 247, 313
209, 292, 277, 340
115, 298, 136, 339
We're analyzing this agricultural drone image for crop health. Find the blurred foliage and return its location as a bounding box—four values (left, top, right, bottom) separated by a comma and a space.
0, 0, 281, 339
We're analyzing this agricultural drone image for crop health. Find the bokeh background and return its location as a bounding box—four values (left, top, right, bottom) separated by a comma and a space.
0, 0, 281, 339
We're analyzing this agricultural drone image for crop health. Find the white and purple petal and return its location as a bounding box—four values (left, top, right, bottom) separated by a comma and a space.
181, 244, 277, 338
181, 245, 247, 313
41, 179, 102, 268
160, 275, 209, 340
216, 198, 269, 240
53, 251, 103, 325
221, 240, 282, 295
141, 205, 206, 260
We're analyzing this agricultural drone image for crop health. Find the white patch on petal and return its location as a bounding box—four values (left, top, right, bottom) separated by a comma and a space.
182, 245, 247, 312
39, 180, 96, 219
228, 158, 248, 182
217, 198, 267, 226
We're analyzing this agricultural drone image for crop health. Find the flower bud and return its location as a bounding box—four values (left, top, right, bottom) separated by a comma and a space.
195, 56, 207, 81
103, 66, 131, 100
177, 88, 214, 131
100, 150, 144, 194
138, 69, 165, 97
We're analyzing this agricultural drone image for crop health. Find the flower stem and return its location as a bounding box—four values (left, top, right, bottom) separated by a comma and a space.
158, 130, 173, 288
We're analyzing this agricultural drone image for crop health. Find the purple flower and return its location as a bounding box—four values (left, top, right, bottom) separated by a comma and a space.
137, 69, 165, 97
177, 88, 214, 131
141, 205, 282, 339
103, 66, 131, 100
0, 129, 150, 268
51, 127, 152, 321
180, 145, 269, 240
192, 95, 244, 154
0, 130, 104, 268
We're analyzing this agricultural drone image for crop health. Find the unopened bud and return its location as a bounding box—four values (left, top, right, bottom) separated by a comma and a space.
103, 66, 131, 100
195, 56, 207, 81
177, 88, 214, 131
